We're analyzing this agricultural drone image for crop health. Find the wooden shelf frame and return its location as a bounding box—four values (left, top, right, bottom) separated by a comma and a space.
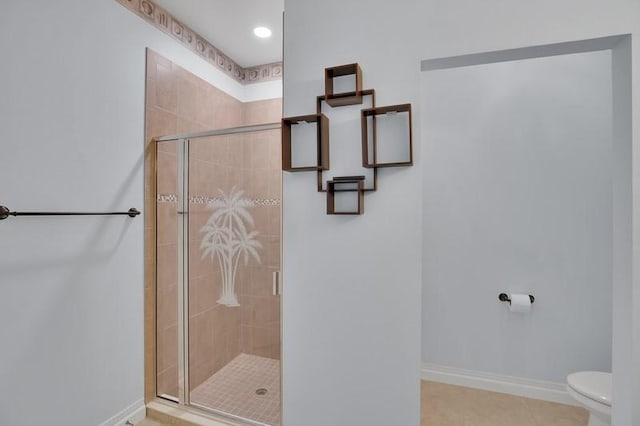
326, 176, 365, 215
324, 63, 363, 107
282, 114, 330, 172
361, 103, 413, 168
315, 89, 378, 193
281, 62, 414, 216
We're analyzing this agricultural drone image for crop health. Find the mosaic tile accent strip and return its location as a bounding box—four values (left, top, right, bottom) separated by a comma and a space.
192, 196, 281, 206
191, 353, 281, 426
157, 194, 178, 203
157, 194, 281, 206
116, 0, 282, 85
252, 198, 281, 206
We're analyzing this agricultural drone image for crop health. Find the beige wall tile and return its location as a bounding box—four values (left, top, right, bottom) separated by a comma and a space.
188, 205, 211, 242
146, 76, 157, 110
221, 101, 244, 129
146, 107, 177, 139
267, 169, 282, 200
189, 159, 215, 198
254, 297, 272, 326
157, 325, 178, 373
210, 136, 229, 165
240, 325, 252, 353
245, 133, 270, 171
189, 241, 214, 280
248, 267, 273, 298
176, 118, 199, 134
250, 326, 272, 359
243, 98, 282, 125
266, 235, 280, 267
234, 266, 249, 296
194, 85, 212, 126
156, 204, 177, 245
193, 275, 218, 316
156, 139, 178, 155
252, 205, 269, 235
156, 244, 177, 290
157, 284, 178, 330
177, 77, 198, 120
156, 365, 178, 398
267, 130, 282, 170
252, 326, 271, 349
227, 136, 245, 168
269, 297, 280, 323
190, 310, 214, 370
269, 323, 281, 359
268, 205, 281, 237
156, 63, 178, 114
205, 164, 229, 195
156, 151, 177, 195
226, 167, 244, 194
149, 49, 172, 69
187, 138, 213, 163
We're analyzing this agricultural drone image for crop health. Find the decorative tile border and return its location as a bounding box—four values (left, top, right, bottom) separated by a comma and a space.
157, 194, 177, 203
157, 194, 281, 206
252, 198, 282, 206
116, 0, 282, 85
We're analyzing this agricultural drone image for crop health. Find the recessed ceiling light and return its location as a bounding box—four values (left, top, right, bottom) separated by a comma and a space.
253, 26, 272, 39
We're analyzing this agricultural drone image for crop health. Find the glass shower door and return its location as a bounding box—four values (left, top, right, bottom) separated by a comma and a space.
155, 125, 281, 425
187, 129, 282, 426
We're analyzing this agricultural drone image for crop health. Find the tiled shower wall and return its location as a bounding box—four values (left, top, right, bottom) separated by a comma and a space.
146, 49, 282, 397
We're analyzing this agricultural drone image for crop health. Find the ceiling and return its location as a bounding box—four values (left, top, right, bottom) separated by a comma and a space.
153, 0, 284, 68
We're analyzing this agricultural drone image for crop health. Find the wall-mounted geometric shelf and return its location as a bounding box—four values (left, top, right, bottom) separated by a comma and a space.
327, 176, 365, 215
361, 104, 413, 168
282, 63, 413, 215
282, 114, 330, 171
324, 63, 363, 107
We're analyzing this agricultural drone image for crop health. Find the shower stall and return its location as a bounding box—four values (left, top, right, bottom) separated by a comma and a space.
154, 123, 282, 426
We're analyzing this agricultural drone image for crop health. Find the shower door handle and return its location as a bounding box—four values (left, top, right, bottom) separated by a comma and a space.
272, 271, 281, 296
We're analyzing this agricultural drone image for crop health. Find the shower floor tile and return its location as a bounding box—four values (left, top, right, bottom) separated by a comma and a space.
191, 353, 280, 426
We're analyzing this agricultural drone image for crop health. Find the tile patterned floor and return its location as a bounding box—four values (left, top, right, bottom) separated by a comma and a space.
141, 378, 587, 426
190, 353, 281, 426
421, 380, 589, 426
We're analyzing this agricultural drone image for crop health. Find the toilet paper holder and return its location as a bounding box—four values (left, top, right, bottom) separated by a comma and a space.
499, 293, 535, 304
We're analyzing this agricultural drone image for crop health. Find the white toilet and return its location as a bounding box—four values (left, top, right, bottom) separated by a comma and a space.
567, 371, 612, 426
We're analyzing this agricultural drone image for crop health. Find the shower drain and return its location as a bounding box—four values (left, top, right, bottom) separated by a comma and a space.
255, 387, 268, 395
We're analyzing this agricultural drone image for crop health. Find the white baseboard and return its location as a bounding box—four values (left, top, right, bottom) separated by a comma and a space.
100, 398, 146, 426
421, 363, 578, 406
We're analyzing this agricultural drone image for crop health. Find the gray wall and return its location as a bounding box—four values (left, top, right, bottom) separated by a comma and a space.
282, 0, 640, 424
0, 1, 273, 424
282, 1, 422, 425
421, 50, 613, 382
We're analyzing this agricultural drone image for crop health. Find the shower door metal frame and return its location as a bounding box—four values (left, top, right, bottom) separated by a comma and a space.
154, 122, 282, 143
177, 138, 190, 405
154, 122, 281, 420
154, 137, 192, 405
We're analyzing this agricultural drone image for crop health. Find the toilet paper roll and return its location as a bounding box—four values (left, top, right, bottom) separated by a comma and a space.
508, 293, 532, 313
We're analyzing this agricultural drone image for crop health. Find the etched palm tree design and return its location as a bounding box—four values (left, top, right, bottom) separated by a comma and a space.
200, 187, 262, 307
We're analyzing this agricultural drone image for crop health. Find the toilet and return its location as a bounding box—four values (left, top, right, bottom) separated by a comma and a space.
567, 371, 612, 426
